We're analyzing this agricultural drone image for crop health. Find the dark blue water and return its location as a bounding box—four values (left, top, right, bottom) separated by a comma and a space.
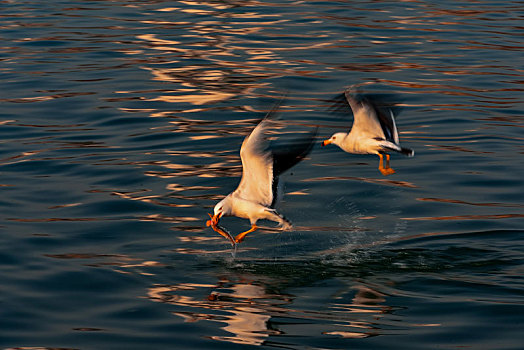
1, 0, 523, 349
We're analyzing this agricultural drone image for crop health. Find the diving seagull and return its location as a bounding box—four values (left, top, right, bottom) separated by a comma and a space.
321, 88, 414, 175
206, 101, 317, 244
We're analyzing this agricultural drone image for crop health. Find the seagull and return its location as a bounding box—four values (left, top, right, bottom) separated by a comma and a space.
206, 101, 317, 244
321, 88, 414, 175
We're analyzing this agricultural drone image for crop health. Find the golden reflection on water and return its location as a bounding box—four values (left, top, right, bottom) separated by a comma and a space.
114, 0, 522, 237
417, 197, 524, 208
45, 253, 165, 276
146, 275, 396, 345
403, 214, 524, 221
2, 2, 522, 349
147, 282, 274, 345
133, 1, 333, 110
1, 92, 95, 103
304, 176, 418, 189
6, 0, 519, 235
426, 144, 494, 155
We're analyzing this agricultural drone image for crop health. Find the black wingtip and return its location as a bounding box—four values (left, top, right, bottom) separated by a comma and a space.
263, 93, 288, 121
341, 85, 404, 116
327, 86, 399, 118
326, 92, 351, 116
272, 126, 318, 177
400, 147, 414, 157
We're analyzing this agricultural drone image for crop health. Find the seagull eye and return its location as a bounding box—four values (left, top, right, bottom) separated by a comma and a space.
333, 136, 336, 140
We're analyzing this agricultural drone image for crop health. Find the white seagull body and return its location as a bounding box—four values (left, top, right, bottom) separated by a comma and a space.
322, 88, 414, 175
207, 103, 316, 244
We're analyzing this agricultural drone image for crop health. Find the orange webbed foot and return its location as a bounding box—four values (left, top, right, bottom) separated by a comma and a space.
378, 153, 395, 176
379, 167, 396, 176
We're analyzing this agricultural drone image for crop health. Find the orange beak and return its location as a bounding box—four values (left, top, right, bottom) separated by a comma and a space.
206, 212, 221, 227
321, 139, 331, 147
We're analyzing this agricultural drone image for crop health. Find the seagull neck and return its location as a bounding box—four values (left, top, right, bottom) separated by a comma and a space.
341, 132, 362, 152
230, 193, 265, 218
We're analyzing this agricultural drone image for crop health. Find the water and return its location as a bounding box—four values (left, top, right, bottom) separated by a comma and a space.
1, 0, 523, 349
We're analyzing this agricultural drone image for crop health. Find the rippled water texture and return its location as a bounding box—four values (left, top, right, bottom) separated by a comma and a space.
1, 0, 523, 349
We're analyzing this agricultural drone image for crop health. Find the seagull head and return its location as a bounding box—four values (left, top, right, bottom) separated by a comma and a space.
206, 197, 232, 227
321, 132, 346, 147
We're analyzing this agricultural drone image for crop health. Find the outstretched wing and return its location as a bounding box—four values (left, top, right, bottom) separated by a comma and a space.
272, 127, 318, 177
234, 97, 317, 208
234, 101, 282, 207
344, 89, 400, 144
270, 126, 317, 208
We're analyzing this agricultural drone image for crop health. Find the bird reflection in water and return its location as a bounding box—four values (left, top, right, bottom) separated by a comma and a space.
147, 274, 394, 346
206, 98, 317, 244
148, 279, 283, 345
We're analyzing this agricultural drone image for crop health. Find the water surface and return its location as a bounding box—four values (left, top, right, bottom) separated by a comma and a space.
1, 0, 523, 349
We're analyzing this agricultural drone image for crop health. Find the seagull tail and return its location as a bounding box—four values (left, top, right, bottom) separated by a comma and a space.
382, 143, 414, 157
399, 147, 414, 157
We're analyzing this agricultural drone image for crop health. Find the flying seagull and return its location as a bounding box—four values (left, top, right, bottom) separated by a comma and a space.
321, 88, 414, 175
207, 101, 317, 244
